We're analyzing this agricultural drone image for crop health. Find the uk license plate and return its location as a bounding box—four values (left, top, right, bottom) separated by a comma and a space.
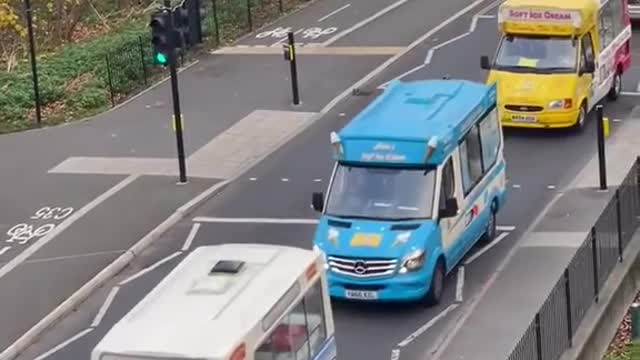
345, 289, 378, 300
511, 114, 537, 123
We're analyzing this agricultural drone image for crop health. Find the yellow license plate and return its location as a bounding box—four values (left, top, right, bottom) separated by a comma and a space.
350, 233, 382, 247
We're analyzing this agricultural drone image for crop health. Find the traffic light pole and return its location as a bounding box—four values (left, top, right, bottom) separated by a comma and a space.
165, 0, 187, 184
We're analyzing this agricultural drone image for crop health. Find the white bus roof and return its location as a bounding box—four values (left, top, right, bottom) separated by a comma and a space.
92, 243, 321, 360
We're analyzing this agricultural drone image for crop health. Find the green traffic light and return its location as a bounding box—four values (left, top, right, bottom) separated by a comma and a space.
155, 52, 168, 64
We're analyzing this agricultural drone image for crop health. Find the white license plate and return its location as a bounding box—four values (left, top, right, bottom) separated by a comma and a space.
345, 289, 378, 300
511, 114, 537, 123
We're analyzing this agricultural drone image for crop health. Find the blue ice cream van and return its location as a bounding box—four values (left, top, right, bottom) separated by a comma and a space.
310, 79, 507, 305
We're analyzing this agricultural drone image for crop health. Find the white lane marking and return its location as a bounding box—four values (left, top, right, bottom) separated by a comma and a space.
118, 251, 182, 286
477, 14, 495, 18
0, 246, 10, 256
432, 32, 470, 50
547, 185, 556, 189
378, 64, 426, 89
455, 266, 464, 303
390, 348, 401, 360
282, 178, 289, 182
23, 250, 126, 264
319, 0, 488, 114
192, 217, 319, 224
496, 225, 515, 231
636, 81, 640, 92
469, 16, 479, 32
512, 184, 521, 188
477, 0, 503, 15
91, 286, 120, 327
397, 303, 459, 347
464, 232, 509, 265
181, 223, 201, 251
33, 328, 94, 360
0, 175, 138, 281
249, 177, 258, 181
621, 91, 640, 96
613, 118, 622, 122
322, 0, 409, 45
314, 178, 323, 182
318, 3, 351, 22
424, 49, 434, 64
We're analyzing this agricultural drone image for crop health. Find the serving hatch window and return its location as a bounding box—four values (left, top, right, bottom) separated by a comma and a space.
494, 35, 578, 72
324, 165, 436, 221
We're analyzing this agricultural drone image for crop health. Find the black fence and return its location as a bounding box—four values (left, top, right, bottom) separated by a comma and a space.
507, 157, 640, 360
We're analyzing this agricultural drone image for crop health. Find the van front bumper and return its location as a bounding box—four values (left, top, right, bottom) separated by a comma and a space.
327, 267, 433, 302
500, 108, 580, 129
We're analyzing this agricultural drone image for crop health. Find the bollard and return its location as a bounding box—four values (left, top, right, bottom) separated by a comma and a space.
632, 303, 640, 341
603, 116, 610, 138
283, 31, 300, 105
596, 104, 607, 190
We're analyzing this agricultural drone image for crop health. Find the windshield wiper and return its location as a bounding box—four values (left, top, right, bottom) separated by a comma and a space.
329, 214, 382, 221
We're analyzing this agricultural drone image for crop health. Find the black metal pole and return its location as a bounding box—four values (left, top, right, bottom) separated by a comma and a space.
212, 0, 220, 45
247, 0, 253, 31
591, 227, 599, 303
288, 31, 300, 105
166, 1, 188, 184
564, 268, 573, 346
615, 189, 624, 261
596, 104, 607, 190
535, 313, 543, 360
24, 0, 41, 126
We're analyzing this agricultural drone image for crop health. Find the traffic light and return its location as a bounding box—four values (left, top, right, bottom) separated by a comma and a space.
173, 3, 190, 49
150, 10, 173, 66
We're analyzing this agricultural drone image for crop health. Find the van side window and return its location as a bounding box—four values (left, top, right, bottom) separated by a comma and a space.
439, 157, 455, 210
459, 124, 484, 195
598, 2, 615, 50
478, 109, 500, 170
581, 33, 595, 65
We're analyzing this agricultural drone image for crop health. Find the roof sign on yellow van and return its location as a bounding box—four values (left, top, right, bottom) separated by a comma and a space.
498, 7, 583, 35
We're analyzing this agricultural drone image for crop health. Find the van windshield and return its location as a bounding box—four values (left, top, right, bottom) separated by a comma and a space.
324, 164, 436, 221
494, 35, 577, 73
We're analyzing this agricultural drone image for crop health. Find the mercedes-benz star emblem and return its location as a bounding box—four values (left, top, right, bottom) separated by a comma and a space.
354, 261, 367, 274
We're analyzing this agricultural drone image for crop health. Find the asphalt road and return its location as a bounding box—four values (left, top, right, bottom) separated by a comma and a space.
14, 4, 640, 360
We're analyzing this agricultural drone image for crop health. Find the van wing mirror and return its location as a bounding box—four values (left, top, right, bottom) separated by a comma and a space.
312, 192, 324, 212
480, 55, 491, 70
439, 198, 459, 218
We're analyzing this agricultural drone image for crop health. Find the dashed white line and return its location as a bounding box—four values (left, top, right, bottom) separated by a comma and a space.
33, 328, 94, 360
192, 217, 319, 224
249, 177, 258, 181
317, 3, 351, 22
477, 0, 503, 15
621, 91, 640, 96
464, 231, 510, 265
455, 266, 464, 302
397, 303, 459, 347
547, 185, 556, 189
512, 184, 521, 188
182, 223, 201, 251
314, 178, 323, 182
476, 14, 496, 18
469, 16, 479, 32
424, 49, 434, 64
0, 246, 10, 256
118, 251, 182, 286
91, 286, 120, 327
390, 348, 401, 360
378, 64, 426, 89
496, 225, 516, 231
282, 178, 289, 182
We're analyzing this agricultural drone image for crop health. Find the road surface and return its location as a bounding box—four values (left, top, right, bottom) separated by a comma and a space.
11, 1, 640, 359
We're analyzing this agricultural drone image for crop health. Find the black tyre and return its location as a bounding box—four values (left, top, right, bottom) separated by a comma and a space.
607, 71, 622, 101
572, 102, 587, 131
422, 259, 445, 306
479, 205, 497, 245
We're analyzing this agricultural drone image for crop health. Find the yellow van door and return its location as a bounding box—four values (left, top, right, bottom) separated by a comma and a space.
578, 32, 596, 109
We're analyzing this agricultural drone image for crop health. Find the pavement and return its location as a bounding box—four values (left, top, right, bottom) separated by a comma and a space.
8, 2, 640, 360
0, 0, 505, 357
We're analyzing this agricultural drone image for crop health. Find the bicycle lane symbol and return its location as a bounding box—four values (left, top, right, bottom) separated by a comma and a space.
255, 26, 338, 45
3, 206, 76, 248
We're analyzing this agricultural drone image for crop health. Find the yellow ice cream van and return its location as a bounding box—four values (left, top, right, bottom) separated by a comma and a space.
480, 0, 632, 129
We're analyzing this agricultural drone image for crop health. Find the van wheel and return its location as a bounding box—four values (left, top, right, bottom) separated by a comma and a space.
422, 259, 445, 306
573, 103, 587, 131
479, 206, 497, 245
607, 71, 622, 101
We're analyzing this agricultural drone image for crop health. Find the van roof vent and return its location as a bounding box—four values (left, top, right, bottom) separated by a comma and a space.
209, 260, 245, 275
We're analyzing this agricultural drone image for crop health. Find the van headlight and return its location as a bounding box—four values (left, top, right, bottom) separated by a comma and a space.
548, 99, 572, 109
400, 250, 425, 273
313, 244, 329, 269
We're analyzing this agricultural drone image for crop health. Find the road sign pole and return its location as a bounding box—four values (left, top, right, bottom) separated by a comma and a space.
166, 2, 188, 184
24, 0, 41, 126
287, 31, 300, 105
